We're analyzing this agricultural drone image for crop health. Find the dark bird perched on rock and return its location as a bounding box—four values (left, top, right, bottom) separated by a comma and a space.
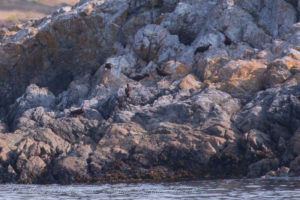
194, 44, 212, 55
130, 73, 150, 81
156, 67, 172, 77
224, 35, 232, 46
125, 83, 132, 98
104, 63, 112, 71
70, 107, 85, 116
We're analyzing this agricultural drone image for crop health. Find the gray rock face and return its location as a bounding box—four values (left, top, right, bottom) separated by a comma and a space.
234, 83, 300, 142
1, 0, 300, 183
238, 0, 297, 37
8, 84, 55, 130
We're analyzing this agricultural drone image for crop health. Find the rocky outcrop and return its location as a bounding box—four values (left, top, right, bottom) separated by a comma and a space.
1, 0, 300, 183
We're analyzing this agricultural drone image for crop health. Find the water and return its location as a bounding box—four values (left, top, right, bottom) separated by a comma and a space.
1, 178, 300, 199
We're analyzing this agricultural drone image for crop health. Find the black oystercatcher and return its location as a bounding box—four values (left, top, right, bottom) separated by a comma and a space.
104, 63, 112, 71
194, 44, 212, 55
125, 83, 132, 98
224, 35, 232, 46
70, 107, 85, 116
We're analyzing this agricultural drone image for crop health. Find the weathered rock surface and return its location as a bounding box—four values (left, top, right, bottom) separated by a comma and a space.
1, 0, 300, 183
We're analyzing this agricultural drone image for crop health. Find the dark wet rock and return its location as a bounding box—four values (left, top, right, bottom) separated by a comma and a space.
233, 82, 300, 142
263, 166, 290, 178
248, 158, 279, 178
290, 155, 300, 177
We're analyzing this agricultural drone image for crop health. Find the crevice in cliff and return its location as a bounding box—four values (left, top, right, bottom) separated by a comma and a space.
177, 30, 196, 46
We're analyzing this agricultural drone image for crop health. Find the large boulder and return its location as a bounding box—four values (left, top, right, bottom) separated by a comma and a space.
207, 59, 267, 98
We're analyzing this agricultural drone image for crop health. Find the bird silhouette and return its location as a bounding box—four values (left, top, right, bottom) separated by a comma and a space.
125, 83, 132, 98
224, 35, 232, 46
194, 44, 212, 55
104, 63, 112, 71
70, 107, 85, 116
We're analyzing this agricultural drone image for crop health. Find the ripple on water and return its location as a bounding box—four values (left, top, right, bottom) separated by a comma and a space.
1, 178, 300, 199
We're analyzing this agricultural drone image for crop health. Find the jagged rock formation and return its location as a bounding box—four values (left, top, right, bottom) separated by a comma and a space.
1, 0, 300, 183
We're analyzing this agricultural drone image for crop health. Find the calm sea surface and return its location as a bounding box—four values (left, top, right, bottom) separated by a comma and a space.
1, 178, 300, 199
